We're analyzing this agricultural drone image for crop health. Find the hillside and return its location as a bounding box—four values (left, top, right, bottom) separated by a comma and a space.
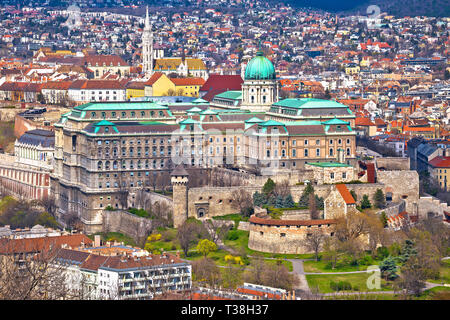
283, 0, 450, 17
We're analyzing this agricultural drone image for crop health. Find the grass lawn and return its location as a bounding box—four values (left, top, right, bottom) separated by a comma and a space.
303, 258, 383, 273
324, 293, 398, 300
306, 273, 394, 294
427, 259, 450, 285
415, 286, 450, 300
89, 232, 137, 247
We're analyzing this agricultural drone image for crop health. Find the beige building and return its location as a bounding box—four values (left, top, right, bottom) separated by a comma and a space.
83, 55, 130, 79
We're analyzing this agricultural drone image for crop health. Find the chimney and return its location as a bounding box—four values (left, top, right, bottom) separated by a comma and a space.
94, 235, 101, 247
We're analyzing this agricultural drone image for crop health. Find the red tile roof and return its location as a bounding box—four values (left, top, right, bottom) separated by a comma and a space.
0, 234, 93, 255
355, 117, 376, 126
170, 77, 205, 86
236, 287, 281, 299
144, 72, 164, 86
83, 55, 129, 67
429, 156, 450, 168
199, 74, 243, 92
336, 184, 356, 204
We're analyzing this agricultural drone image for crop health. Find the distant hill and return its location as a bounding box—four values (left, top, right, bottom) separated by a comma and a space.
283, 0, 450, 17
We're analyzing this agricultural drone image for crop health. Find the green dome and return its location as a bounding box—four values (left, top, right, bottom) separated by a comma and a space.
244, 50, 276, 80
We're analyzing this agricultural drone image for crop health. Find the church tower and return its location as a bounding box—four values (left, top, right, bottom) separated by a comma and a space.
142, 6, 153, 77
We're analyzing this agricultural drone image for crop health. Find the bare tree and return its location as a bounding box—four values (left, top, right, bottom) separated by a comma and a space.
191, 257, 222, 288
39, 196, 57, 217
202, 219, 232, 245
0, 243, 73, 300
303, 229, 327, 261
273, 180, 290, 198
176, 220, 201, 257
230, 189, 253, 215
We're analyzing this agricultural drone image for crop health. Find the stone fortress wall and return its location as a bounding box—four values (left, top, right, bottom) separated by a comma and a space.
170, 168, 423, 254
103, 209, 153, 244
247, 220, 334, 254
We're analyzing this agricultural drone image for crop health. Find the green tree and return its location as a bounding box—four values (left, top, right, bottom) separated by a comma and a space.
282, 194, 295, 208
373, 189, 386, 209
274, 196, 284, 208
398, 239, 417, 264
379, 256, 398, 281
196, 239, 218, 257
262, 178, 276, 196
252, 191, 266, 207
35, 212, 59, 229
350, 190, 357, 202
298, 183, 314, 207
360, 194, 371, 209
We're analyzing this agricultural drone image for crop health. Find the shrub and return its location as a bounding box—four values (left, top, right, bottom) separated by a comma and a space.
147, 233, 162, 242
360, 195, 372, 209
331, 281, 353, 291
376, 246, 389, 259
226, 230, 240, 241
359, 255, 374, 266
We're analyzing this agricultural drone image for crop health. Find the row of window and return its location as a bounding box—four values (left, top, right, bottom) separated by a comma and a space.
96, 138, 170, 146
91, 110, 166, 118
97, 146, 172, 158
97, 160, 166, 170
270, 147, 351, 158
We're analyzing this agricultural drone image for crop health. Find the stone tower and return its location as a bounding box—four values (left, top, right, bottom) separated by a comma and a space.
142, 6, 153, 77
171, 165, 189, 228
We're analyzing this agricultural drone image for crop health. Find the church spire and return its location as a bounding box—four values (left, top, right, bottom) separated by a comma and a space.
145, 6, 150, 31
142, 5, 153, 77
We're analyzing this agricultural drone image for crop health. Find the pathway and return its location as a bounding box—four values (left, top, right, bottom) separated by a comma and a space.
288, 259, 311, 293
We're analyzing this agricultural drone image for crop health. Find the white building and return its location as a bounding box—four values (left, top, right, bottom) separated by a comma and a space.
68, 80, 126, 103
53, 248, 191, 300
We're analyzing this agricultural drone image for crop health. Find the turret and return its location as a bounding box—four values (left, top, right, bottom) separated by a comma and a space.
171, 165, 189, 228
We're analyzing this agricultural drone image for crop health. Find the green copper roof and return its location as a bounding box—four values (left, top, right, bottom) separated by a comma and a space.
94, 120, 116, 126
73, 102, 168, 111
307, 162, 352, 168
244, 50, 276, 80
200, 109, 218, 115
186, 106, 203, 113
192, 98, 209, 104
260, 120, 285, 126
179, 118, 198, 125
245, 117, 264, 123
272, 98, 348, 109
322, 117, 350, 125
214, 90, 242, 100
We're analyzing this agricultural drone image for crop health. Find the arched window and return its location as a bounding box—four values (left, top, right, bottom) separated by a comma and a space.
97, 161, 102, 170
113, 161, 118, 169
329, 148, 334, 156
105, 161, 110, 170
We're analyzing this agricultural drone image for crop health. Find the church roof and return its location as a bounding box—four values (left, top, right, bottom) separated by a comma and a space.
154, 58, 206, 71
